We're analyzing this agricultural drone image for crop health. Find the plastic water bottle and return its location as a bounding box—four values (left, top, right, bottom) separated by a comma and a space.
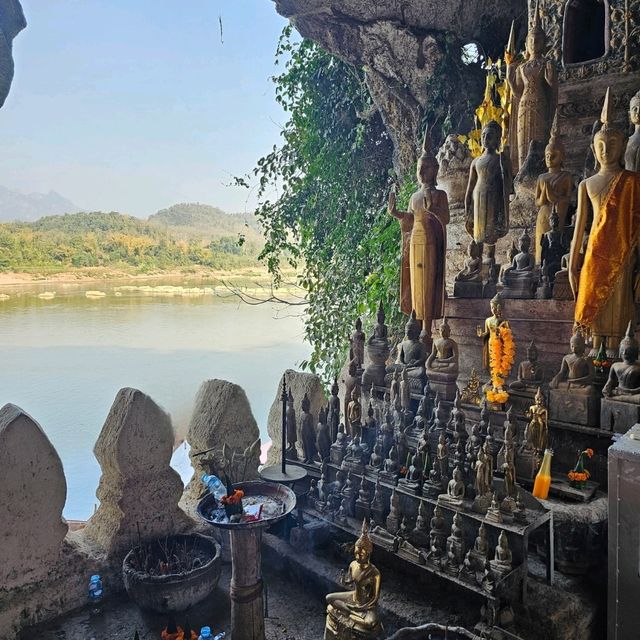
88, 575, 103, 603
212, 634, 225, 640
198, 627, 212, 640
201, 474, 226, 501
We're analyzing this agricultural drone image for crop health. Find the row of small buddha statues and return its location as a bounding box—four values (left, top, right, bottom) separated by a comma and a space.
323, 514, 514, 640
388, 5, 640, 356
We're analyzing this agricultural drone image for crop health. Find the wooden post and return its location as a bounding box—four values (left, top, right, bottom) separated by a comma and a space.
230, 528, 265, 640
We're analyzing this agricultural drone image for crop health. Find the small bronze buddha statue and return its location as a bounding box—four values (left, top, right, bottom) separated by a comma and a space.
427, 505, 447, 563
410, 500, 430, 549
540, 208, 567, 282
427, 317, 459, 400
386, 488, 401, 534
438, 466, 465, 507
501, 228, 536, 299
399, 451, 423, 494
350, 317, 366, 371
436, 434, 449, 481
485, 492, 503, 524
510, 340, 544, 390
325, 520, 383, 638
490, 531, 513, 577
386, 311, 427, 390
347, 388, 363, 438
523, 387, 548, 454
300, 393, 317, 464
445, 512, 466, 575
285, 388, 298, 461
603, 321, 640, 403
380, 445, 400, 484
454, 239, 483, 298
550, 333, 596, 395
368, 441, 383, 470
455, 239, 483, 283
363, 302, 390, 389
328, 378, 341, 443
316, 406, 331, 462
468, 523, 489, 572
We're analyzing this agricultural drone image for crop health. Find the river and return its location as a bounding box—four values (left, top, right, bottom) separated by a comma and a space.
0, 278, 311, 520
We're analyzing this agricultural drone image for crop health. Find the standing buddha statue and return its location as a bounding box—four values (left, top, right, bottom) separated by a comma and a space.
534, 115, 573, 263
464, 120, 513, 268
506, 1, 558, 170
625, 90, 640, 172
569, 88, 640, 356
388, 128, 449, 340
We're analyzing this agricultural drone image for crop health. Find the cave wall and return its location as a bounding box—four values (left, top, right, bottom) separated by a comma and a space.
0, 0, 26, 109
273, 0, 528, 176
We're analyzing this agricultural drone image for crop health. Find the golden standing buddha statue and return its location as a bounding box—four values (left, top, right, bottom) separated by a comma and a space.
569, 89, 640, 356
534, 115, 573, 264
524, 387, 548, 454
506, 1, 558, 170
325, 520, 383, 639
477, 293, 509, 372
389, 128, 449, 339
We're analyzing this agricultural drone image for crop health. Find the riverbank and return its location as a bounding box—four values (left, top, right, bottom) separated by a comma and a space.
0, 265, 277, 287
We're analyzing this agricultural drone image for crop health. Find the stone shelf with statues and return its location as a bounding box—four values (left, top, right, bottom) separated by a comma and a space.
287, 449, 553, 609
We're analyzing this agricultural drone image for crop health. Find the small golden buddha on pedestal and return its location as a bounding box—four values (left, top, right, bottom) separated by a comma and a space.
325, 520, 383, 640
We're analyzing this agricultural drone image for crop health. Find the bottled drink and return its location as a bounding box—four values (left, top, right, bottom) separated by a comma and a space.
88, 574, 103, 603
201, 474, 226, 501
532, 449, 553, 500
198, 627, 212, 640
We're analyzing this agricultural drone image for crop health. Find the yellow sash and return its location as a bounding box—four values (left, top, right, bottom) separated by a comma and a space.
575, 170, 640, 330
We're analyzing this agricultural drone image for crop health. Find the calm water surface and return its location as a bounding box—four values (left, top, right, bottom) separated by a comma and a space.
0, 279, 310, 520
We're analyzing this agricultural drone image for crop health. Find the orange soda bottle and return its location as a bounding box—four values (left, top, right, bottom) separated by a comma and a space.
532, 449, 553, 500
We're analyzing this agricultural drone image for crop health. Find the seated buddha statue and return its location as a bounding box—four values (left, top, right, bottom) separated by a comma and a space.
455, 239, 482, 283
603, 321, 640, 404
509, 340, 544, 390
386, 311, 427, 389
550, 333, 596, 395
380, 445, 400, 482
501, 228, 536, 298
490, 531, 513, 577
325, 520, 383, 638
438, 466, 465, 507
426, 318, 459, 399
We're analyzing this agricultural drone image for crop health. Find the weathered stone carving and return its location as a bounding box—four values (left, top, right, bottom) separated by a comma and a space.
84, 388, 191, 553
0, 404, 67, 589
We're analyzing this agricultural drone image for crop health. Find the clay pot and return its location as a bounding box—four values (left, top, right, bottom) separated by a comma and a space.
123, 534, 221, 612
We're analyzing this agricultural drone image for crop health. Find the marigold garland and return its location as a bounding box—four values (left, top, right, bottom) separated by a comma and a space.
486, 324, 515, 404
221, 489, 245, 505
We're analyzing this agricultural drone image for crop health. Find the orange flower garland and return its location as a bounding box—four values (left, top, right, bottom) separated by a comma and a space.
221, 489, 245, 506
486, 324, 515, 404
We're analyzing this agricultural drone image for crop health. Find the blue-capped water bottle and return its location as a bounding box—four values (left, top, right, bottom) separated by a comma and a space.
201, 474, 226, 501
88, 574, 103, 603
198, 627, 212, 640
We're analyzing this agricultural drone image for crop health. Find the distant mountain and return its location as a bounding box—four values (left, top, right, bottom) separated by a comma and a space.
148, 202, 263, 244
0, 185, 83, 221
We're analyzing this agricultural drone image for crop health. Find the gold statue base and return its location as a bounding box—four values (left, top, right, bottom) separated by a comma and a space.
324, 606, 383, 640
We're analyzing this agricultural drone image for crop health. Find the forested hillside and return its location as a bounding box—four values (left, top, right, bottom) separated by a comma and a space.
0, 210, 261, 272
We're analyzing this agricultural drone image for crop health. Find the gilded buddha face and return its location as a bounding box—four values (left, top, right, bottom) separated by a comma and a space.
594, 129, 626, 168
490, 301, 503, 320
354, 542, 371, 566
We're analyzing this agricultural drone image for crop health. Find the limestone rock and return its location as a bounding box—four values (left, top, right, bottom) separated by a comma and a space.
83, 388, 191, 554
0, 404, 68, 590
267, 369, 326, 465
182, 379, 260, 511
0, 0, 26, 109
273, 0, 524, 175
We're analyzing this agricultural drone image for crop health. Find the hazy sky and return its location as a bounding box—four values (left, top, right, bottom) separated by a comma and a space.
0, 1, 290, 217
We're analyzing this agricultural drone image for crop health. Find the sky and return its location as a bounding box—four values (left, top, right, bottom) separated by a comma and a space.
0, 1, 291, 217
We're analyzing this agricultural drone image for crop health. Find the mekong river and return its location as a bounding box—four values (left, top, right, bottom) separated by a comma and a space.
0, 279, 310, 520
